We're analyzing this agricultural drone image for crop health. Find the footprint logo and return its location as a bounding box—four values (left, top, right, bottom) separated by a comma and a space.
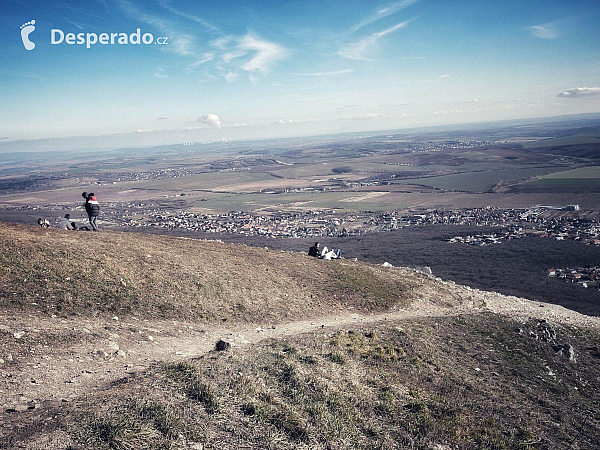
20, 20, 36, 51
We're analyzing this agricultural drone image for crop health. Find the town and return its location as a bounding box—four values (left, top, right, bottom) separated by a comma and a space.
104, 203, 600, 243
548, 267, 600, 289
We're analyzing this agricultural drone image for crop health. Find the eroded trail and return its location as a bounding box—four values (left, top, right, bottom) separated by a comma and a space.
2, 277, 599, 417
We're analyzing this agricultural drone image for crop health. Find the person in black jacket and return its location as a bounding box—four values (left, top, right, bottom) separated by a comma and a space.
308, 242, 320, 257
82, 191, 100, 231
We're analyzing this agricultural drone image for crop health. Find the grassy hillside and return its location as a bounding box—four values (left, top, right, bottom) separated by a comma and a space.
0, 222, 413, 322
7, 313, 599, 449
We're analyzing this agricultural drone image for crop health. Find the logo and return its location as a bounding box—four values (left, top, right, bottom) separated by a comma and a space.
18, 19, 169, 51
20, 20, 36, 50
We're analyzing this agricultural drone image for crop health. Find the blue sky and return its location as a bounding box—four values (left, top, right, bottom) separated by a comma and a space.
1, 0, 600, 151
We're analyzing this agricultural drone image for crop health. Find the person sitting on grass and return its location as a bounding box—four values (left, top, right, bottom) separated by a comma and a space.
308, 242, 341, 260
57, 214, 75, 230
320, 246, 341, 260
37, 217, 50, 228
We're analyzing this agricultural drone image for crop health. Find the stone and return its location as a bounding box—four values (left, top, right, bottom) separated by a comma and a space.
552, 343, 576, 362
215, 340, 230, 351
537, 320, 556, 342
108, 342, 119, 351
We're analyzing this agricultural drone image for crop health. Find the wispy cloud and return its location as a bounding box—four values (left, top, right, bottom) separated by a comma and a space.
224, 72, 239, 83
157, 0, 220, 32
350, 112, 412, 120
438, 73, 451, 78
271, 118, 322, 125
115, 0, 196, 56
433, 109, 467, 116
294, 69, 355, 77
528, 23, 558, 39
238, 34, 288, 73
340, 20, 411, 60
154, 67, 168, 78
157, 117, 168, 120
336, 104, 362, 109
190, 53, 215, 67
351, 0, 419, 33
116, 1, 288, 82
557, 87, 600, 97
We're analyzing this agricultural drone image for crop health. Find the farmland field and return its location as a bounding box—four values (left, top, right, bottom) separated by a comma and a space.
511, 166, 600, 193
397, 167, 565, 192
524, 131, 600, 149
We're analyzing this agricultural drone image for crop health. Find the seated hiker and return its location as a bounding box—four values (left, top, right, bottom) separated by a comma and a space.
57, 214, 75, 230
320, 246, 341, 260
308, 242, 321, 257
37, 217, 50, 228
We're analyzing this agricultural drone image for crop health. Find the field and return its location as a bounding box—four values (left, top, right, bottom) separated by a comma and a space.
3, 118, 599, 215
510, 166, 600, 193
397, 166, 565, 192
524, 131, 600, 149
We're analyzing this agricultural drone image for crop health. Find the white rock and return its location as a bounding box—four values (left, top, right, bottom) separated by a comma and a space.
108, 342, 119, 351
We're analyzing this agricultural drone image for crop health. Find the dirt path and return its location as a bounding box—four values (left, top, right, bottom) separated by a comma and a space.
2, 276, 599, 417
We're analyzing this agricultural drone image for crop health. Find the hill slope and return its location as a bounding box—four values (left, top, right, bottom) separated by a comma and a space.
0, 222, 417, 322
1, 222, 599, 449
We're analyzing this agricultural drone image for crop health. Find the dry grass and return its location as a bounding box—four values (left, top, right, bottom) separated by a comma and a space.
0, 222, 412, 322
7, 313, 593, 450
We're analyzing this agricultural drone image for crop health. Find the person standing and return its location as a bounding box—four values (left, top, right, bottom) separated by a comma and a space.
82, 191, 100, 231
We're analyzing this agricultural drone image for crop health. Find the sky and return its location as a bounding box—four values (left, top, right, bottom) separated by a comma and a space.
1, 0, 600, 152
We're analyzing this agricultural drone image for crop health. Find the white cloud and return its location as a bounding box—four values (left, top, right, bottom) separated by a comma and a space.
157, 0, 219, 32
352, 0, 419, 33
350, 113, 412, 120
557, 87, 600, 98
154, 67, 168, 78
238, 34, 288, 73
438, 73, 451, 78
432, 109, 467, 116
190, 53, 214, 67
222, 49, 248, 63
529, 23, 558, 39
336, 104, 362, 110
339, 21, 410, 60
294, 69, 355, 77
116, 0, 196, 56
198, 114, 221, 130
210, 35, 235, 49
224, 72, 239, 83
270, 118, 322, 126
